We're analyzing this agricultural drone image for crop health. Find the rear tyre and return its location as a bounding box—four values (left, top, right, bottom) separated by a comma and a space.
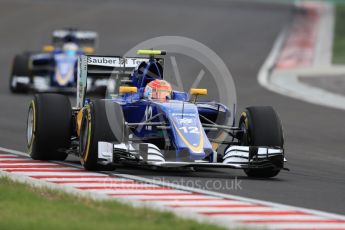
10, 53, 30, 93
79, 100, 124, 171
239, 106, 284, 178
27, 94, 71, 160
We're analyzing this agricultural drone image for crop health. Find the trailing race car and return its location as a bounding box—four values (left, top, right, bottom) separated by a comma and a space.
26, 50, 286, 178
10, 28, 107, 94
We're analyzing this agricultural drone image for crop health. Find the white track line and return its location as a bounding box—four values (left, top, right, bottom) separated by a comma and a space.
170, 207, 277, 212
0, 163, 61, 166
7, 172, 108, 176
59, 183, 161, 188
0, 154, 20, 157
152, 200, 253, 206
0, 158, 35, 161
43, 178, 133, 182
250, 223, 345, 229
0, 167, 81, 170
83, 189, 193, 195
212, 215, 332, 221
120, 195, 218, 201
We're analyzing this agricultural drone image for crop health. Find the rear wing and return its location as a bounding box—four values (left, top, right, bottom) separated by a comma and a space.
52, 29, 98, 48
76, 55, 164, 108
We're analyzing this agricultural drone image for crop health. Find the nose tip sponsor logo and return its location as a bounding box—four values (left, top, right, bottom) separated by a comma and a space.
176, 118, 193, 125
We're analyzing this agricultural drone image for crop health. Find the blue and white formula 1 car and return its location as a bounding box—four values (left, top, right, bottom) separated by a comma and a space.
10, 29, 107, 94
26, 50, 287, 178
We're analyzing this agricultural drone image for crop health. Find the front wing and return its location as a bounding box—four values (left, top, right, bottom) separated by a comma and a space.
97, 142, 286, 170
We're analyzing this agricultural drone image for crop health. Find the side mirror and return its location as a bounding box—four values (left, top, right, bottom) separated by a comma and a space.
119, 86, 137, 94
190, 88, 207, 96
190, 88, 207, 103
42, 45, 54, 53
83, 47, 95, 54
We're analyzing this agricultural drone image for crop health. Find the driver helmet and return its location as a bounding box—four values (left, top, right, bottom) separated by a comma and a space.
144, 79, 172, 101
62, 42, 78, 56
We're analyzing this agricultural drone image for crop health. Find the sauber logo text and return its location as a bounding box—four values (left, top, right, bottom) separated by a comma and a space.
87, 56, 149, 67
87, 57, 120, 65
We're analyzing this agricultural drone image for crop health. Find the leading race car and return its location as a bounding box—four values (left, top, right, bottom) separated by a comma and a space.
26, 50, 287, 178
10, 28, 108, 94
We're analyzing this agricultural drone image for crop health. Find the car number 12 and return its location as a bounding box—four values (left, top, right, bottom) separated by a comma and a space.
179, 126, 200, 134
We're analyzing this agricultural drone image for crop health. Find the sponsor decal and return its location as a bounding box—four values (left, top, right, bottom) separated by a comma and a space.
87, 57, 121, 66
172, 113, 196, 117
87, 56, 149, 68
144, 106, 153, 131
176, 118, 193, 125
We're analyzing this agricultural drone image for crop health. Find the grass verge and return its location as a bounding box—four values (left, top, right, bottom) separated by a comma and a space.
333, 4, 345, 64
0, 176, 226, 230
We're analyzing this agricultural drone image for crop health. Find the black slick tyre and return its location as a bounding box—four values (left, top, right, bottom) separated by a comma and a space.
239, 106, 284, 178
27, 94, 71, 160
79, 100, 124, 171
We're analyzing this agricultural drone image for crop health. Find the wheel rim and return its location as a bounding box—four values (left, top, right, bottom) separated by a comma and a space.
27, 106, 34, 146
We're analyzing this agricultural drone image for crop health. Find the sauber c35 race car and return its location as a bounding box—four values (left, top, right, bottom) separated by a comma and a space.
10, 29, 107, 94
26, 50, 287, 178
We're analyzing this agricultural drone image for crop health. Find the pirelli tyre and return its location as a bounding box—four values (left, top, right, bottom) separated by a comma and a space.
79, 100, 125, 171
27, 94, 71, 160
10, 53, 30, 93
239, 106, 284, 178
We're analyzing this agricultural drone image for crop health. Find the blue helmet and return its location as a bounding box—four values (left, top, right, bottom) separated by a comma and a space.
130, 59, 163, 88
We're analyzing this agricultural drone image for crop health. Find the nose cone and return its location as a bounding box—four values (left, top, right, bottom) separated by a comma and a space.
169, 107, 213, 162
156, 101, 214, 162
177, 148, 206, 162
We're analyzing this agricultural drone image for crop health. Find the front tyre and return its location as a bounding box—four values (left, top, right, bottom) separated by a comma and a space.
27, 94, 71, 160
239, 106, 284, 178
79, 100, 124, 171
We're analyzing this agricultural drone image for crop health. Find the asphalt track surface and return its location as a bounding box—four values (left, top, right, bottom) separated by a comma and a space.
0, 0, 344, 215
